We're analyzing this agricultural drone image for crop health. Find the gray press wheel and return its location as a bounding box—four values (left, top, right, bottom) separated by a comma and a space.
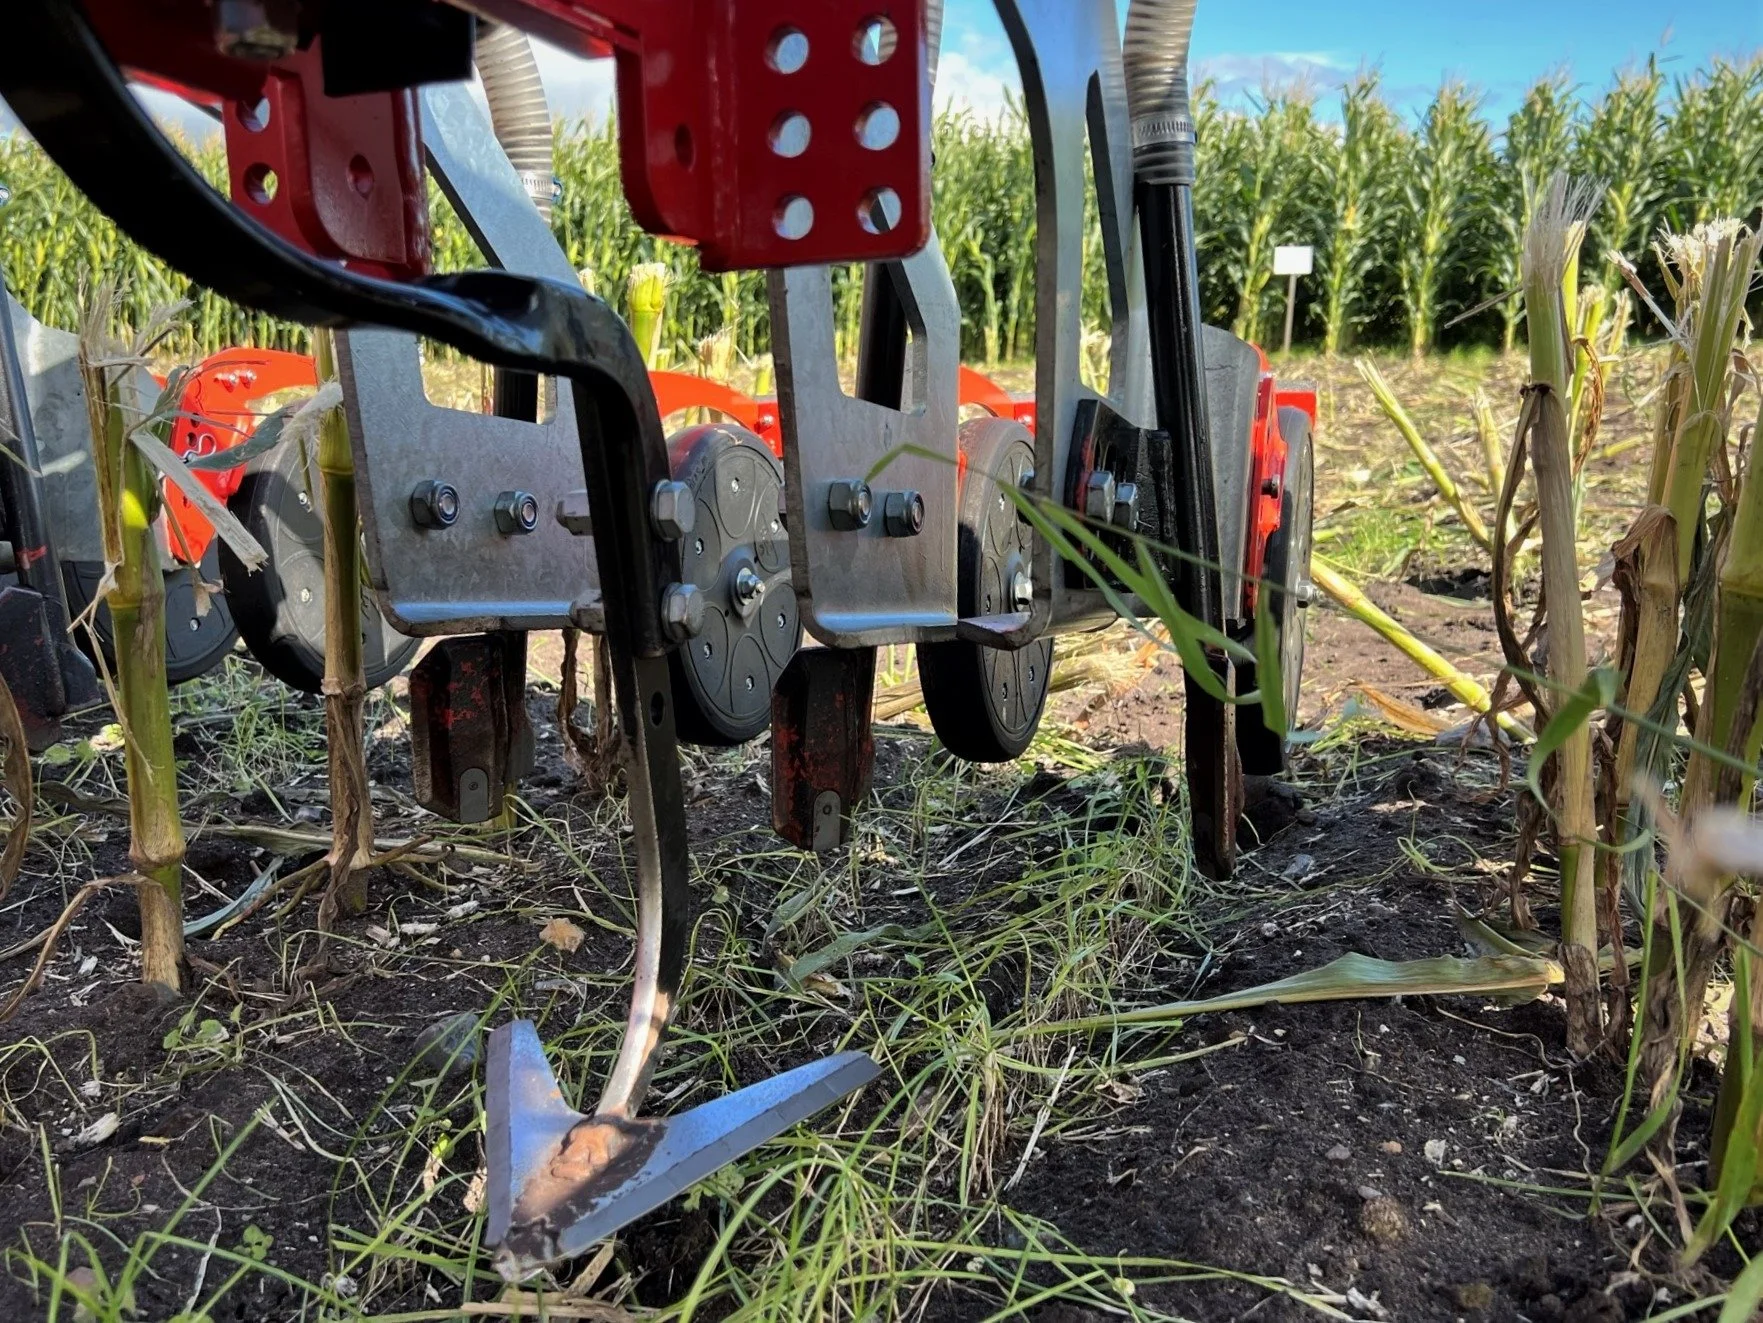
219, 438, 419, 694
667, 423, 801, 745
1237, 406, 1314, 776
918, 416, 1053, 762
62, 544, 239, 685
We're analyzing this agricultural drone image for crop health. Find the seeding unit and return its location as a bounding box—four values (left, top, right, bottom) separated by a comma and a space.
0, 0, 1315, 1278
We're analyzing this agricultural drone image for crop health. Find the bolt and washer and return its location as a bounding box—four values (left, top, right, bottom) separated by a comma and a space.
883, 490, 925, 538
827, 479, 873, 531
1010, 567, 1034, 613
555, 490, 592, 536
732, 564, 766, 619
409, 479, 460, 529
1084, 470, 1116, 523
213, 0, 298, 59
651, 480, 695, 540
493, 490, 540, 535
1112, 481, 1141, 532
661, 583, 706, 641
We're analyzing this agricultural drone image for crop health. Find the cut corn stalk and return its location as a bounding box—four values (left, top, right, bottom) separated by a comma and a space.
1522, 173, 1602, 1056
0, 672, 29, 900
1357, 358, 1492, 551
1310, 559, 1529, 739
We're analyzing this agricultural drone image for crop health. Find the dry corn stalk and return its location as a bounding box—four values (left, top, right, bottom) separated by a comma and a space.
1522, 173, 1603, 1055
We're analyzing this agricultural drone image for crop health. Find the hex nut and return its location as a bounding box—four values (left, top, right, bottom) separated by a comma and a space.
651, 480, 695, 541
661, 582, 706, 641
1010, 567, 1034, 613
409, 479, 460, 529
827, 479, 874, 531
1084, 470, 1116, 523
554, 490, 593, 536
883, 490, 926, 538
1112, 481, 1141, 531
493, 489, 540, 535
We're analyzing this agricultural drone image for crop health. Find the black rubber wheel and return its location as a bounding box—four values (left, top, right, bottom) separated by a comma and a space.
219, 438, 419, 694
666, 424, 801, 745
62, 544, 239, 686
919, 417, 1053, 762
1237, 406, 1314, 776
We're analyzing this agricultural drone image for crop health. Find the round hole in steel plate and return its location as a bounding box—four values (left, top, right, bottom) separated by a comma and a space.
857, 187, 902, 235
767, 27, 810, 74
774, 195, 814, 241
237, 97, 271, 132
347, 154, 374, 197
853, 16, 898, 66
769, 111, 811, 159
855, 102, 900, 151
243, 164, 278, 205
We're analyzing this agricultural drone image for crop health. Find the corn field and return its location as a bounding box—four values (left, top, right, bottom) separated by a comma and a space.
1, 53, 1758, 362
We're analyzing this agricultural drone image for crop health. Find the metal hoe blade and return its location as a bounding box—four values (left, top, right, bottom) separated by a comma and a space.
486, 1020, 880, 1280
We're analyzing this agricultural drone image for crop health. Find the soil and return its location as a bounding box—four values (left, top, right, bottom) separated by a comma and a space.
0, 587, 1745, 1321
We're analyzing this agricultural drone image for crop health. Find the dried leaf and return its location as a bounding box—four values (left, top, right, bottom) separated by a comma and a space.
1350, 684, 1455, 736
0, 671, 31, 901
540, 917, 586, 954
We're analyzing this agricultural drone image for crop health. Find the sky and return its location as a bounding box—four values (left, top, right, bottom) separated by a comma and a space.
28, 0, 1763, 141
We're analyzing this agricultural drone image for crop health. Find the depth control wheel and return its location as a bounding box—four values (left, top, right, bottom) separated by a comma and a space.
667, 423, 801, 746
919, 417, 1053, 762
219, 437, 419, 694
63, 546, 239, 685
1237, 406, 1314, 776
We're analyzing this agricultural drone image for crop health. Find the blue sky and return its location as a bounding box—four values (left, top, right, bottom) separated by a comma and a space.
43, 0, 1763, 140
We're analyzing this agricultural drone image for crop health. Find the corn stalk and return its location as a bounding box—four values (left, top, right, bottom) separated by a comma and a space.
77, 290, 185, 991
313, 330, 375, 922
1357, 359, 1492, 552
1522, 174, 1602, 1056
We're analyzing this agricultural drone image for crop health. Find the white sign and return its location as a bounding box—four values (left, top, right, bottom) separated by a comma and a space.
1273, 245, 1313, 277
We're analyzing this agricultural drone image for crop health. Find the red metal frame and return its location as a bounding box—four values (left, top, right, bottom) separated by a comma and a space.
91, 0, 929, 276
1241, 352, 1318, 615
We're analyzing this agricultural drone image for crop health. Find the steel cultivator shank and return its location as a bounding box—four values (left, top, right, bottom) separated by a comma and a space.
0, 0, 1316, 1280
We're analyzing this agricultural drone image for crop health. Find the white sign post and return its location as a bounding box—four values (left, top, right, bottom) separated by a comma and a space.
1273, 244, 1313, 355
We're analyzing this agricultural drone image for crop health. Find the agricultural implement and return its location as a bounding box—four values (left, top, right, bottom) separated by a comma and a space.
0, 0, 1315, 1280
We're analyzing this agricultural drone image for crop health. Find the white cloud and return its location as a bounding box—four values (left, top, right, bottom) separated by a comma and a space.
1195, 50, 1353, 103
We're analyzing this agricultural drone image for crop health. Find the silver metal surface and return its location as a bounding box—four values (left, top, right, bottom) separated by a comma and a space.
770, 237, 963, 647
338, 80, 600, 635
1201, 323, 1261, 618
486, 1019, 879, 1279
993, 0, 1156, 635
4, 296, 107, 563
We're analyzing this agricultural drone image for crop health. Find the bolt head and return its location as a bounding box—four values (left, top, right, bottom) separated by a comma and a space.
493, 490, 540, 535
1112, 481, 1141, 532
661, 583, 706, 640
883, 490, 926, 538
409, 480, 460, 529
1084, 470, 1117, 523
827, 479, 874, 531
1010, 568, 1034, 613
213, 0, 297, 59
651, 480, 695, 541
554, 490, 593, 536
1262, 475, 1282, 499
732, 563, 765, 616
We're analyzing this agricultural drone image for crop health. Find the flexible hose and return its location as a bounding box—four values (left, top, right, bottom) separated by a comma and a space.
475, 22, 555, 221
1122, 0, 1199, 186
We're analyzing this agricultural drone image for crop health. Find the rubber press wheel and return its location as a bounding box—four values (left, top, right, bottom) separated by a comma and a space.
219, 439, 419, 694
919, 417, 1053, 762
666, 423, 801, 745
62, 545, 239, 685
1237, 406, 1314, 777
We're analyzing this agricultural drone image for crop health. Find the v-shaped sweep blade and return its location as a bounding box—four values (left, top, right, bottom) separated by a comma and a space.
485, 1020, 880, 1279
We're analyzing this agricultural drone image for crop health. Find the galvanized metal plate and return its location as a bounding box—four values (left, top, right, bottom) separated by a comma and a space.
769, 239, 963, 647
992, 0, 1155, 635
338, 82, 600, 636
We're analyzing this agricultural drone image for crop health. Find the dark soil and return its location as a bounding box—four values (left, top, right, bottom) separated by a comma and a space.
0, 596, 1744, 1320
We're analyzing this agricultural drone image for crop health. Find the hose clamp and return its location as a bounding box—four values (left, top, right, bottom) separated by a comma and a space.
1131, 112, 1196, 149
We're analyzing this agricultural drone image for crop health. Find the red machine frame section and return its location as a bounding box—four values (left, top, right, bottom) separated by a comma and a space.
1241, 355, 1318, 616
163, 348, 320, 566
472, 1, 930, 271
92, 1, 928, 278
